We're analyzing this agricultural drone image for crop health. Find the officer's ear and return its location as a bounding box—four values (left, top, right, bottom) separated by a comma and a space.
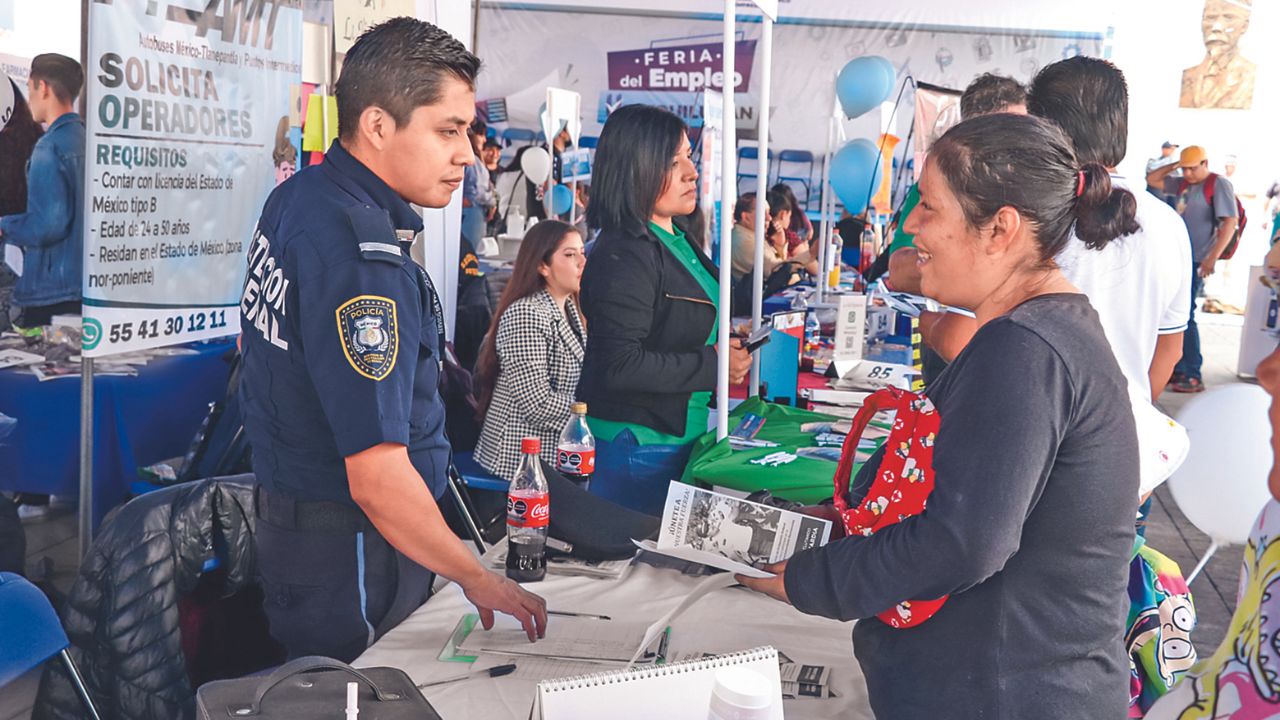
357, 105, 398, 151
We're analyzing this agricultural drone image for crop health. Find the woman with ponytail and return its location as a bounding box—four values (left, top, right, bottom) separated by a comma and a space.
739, 113, 1141, 719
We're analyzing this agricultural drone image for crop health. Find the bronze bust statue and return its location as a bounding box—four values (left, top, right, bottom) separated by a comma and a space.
1181, 0, 1255, 110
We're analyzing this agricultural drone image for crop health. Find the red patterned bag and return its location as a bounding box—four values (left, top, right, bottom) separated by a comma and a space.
832, 386, 947, 628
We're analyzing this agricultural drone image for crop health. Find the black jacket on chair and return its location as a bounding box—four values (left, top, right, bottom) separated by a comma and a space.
34, 477, 260, 720
577, 220, 718, 438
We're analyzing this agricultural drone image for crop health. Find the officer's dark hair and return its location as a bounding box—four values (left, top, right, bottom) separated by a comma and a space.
336, 17, 480, 140
960, 73, 1026, 118
29, 54, 83, 105
474, 220, 584, 417
1027, 56, 1128, 169
588, 105, 687, 233
929, 113, 1139, 260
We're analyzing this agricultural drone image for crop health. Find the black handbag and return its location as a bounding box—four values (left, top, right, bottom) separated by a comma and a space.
197, 656, 442, 720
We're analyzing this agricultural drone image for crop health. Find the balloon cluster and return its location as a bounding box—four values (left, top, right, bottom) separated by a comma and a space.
829, 56, 896, 214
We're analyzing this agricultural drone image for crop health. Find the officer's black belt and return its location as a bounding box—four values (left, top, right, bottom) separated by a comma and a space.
255, 485, 373, 533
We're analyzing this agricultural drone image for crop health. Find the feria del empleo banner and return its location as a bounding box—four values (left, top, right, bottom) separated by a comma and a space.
83, 0, 302, 357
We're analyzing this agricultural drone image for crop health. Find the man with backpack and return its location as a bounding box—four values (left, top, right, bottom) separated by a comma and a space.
1171, 144, 1243, 393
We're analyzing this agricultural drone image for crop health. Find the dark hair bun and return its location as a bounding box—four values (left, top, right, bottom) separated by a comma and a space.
1074, 162, 1140, 250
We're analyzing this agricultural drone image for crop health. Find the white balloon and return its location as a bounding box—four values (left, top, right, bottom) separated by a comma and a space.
519, 146, 552, 185
1168, 383, 1273, 545
0, 74, 15, 131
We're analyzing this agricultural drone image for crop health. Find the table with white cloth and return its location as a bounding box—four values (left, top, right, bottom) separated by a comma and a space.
355, 562, 873, 719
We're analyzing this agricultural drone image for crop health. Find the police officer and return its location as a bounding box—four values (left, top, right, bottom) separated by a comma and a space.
239, 18, 546, 662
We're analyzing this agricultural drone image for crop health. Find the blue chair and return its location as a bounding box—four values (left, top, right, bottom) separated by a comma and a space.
453, 450, 509, 494
0, 572, 102, 720
502, 127, 538, 148
775, 149, 816, 208
736, 146, 774, 194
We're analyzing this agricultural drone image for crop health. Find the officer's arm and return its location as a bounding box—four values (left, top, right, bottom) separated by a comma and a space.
347, 442, 547, 641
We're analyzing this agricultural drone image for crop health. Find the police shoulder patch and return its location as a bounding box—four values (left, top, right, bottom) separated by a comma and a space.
336, 295, 399, 380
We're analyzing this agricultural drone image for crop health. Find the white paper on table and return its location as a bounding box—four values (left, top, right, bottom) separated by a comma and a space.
4, 245, 21, 276
632, 539, 773, 579
457, 614, 652, 663
0, 349, 43, 368
626, 573, 739, 667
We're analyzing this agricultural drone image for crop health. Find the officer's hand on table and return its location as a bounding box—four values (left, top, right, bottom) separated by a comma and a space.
735, 560, 791, 605
463, 570, 548, 642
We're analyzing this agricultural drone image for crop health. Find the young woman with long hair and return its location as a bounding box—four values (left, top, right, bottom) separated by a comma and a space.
474, 220, 587, 480
575, 104, 750, 516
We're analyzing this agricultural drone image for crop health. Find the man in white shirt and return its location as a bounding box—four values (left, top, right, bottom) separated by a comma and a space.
1029, 56, 1197, 716
1028, 56, 1192, 405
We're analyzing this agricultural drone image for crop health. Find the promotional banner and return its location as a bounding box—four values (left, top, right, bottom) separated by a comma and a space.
476, 7, 1104, 156
83, 0, 302, 357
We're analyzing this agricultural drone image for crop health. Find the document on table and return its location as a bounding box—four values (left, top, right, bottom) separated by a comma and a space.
456, 615, 658, 664
626, 573, 737, 667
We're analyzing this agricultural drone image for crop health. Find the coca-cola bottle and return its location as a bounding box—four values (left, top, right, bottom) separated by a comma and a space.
556, 402, 596, 490
506, 437, 549, 582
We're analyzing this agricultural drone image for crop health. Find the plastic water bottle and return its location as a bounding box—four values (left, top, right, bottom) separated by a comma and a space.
556, 402, 595, 490
506, 438, 549, 582
860, 223, 876, 275
804, 308, 822, 354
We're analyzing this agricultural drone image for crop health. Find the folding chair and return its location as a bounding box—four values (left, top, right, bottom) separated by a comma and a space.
501, 127, 538, 148
445, 452, 511, 555
736, 146, 773, 194
775, 149, 816, 208
0, 572, 102, 720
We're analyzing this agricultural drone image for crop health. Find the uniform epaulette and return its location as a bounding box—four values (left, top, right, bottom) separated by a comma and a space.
344, 204, 402, 264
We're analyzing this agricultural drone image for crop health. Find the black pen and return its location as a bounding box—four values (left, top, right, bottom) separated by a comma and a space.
547, 610, 612, 620
416, 663, 517, 689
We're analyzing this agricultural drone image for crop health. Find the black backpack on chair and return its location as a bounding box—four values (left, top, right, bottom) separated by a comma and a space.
177, 348, 252, 483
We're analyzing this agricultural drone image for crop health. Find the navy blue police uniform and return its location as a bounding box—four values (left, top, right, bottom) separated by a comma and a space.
239, 140, 450, 662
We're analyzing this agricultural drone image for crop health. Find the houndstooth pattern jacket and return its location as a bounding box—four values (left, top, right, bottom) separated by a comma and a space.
475, 289, 586, 480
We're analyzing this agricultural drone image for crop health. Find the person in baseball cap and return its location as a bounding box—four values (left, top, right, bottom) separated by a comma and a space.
1146, 141, 1182, 196
1170, 143, 1239, 393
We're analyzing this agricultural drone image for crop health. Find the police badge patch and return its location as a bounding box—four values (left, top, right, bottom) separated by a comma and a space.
336, 295, 399, 380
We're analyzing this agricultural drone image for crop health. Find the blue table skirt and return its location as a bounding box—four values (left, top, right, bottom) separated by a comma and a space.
0, 339, 235, 527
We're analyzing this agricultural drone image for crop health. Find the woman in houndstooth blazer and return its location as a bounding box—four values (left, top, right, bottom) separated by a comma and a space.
474, 220, 587, 480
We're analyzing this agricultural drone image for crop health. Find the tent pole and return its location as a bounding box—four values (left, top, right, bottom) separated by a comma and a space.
816, 111, 835, 305
749, 14, 772, 398
716, 0, 736, 440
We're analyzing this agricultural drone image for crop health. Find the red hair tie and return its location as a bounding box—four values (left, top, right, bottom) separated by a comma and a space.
1075, 170, 1086, 198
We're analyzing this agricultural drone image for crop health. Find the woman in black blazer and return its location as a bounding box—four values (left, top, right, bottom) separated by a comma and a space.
577, 105, 750, 516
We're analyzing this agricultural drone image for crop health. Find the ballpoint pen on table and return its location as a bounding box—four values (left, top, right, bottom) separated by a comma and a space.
546, 610, 612, 620
416, 663, 518, 689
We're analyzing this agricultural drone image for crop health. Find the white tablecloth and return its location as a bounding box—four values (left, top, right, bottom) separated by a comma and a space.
355, 563, 873, 719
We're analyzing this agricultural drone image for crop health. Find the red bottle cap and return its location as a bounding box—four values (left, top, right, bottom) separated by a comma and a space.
521, 437, 541, 454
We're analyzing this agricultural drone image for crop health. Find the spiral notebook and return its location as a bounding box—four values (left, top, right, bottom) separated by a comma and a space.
530, 646, 783, 720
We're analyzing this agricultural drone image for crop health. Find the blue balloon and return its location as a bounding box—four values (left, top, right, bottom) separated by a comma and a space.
836, 55, 897, 119
829, 139, 884, 215
551, 184, 574, 215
